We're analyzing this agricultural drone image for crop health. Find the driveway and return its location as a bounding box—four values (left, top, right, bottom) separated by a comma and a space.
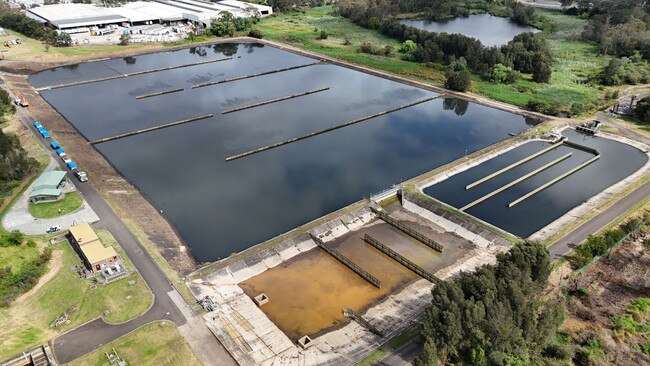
1, 155, 99, 235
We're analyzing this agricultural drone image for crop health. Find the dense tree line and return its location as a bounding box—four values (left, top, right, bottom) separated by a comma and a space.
338, 0, 554, 84
561, 0, 649, 58
601, 56, 650, 86
208, 12, 259, 37
0, 107, 38, 184
0, 232, 51, 307
0, 4, 71, 46
416, 241, 566, 366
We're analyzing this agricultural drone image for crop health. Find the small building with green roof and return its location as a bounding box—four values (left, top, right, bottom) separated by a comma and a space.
29, 171, 67, 204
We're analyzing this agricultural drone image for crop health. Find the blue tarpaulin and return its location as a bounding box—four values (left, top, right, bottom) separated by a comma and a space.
50, 141, 60, 149
66, 161, 77, 170
55, 148, 65, 155
33, 121, 42, 128
41, 131, 51, 139
37, 127, 46, 133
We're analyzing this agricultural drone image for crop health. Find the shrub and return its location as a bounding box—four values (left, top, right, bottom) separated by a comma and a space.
445, 70, 471, 92
400, 40, 417, 53
318, 30, 328, 40
248, 29, 263, 39
487, 63, 519, 84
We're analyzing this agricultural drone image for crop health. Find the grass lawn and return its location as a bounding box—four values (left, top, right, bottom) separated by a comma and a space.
0, 242, 40, 273
0, 230, 154, 360
68, 321, 201, 366
28, 190, 83, 219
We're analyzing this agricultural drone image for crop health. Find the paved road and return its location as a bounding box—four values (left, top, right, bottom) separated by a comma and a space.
548, 179, 650, 260
8, 91, 233, 365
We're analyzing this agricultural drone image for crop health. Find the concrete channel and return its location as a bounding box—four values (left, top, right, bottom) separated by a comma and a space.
191, 62, 322, 89
363, 234, 441, 285
222, 87, 330, 114
35, 57, 234, 91
465, 139, 565, 190
309, 233, 382, 289
459, 152, 573, 211
90, 113, 213, 144
225, 95, 443, 162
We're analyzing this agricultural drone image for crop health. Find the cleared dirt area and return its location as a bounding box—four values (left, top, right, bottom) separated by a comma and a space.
560, 235, 650, 365
2, 74, 196, 275
240, 219, 476, 341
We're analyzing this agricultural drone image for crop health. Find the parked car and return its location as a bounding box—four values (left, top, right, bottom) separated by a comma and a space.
46, 225, 61, 234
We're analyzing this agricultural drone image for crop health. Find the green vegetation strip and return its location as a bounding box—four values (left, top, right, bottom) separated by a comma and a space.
135, 88, 184, 100
37, 57, 233, 91
191, 61, 322, 89
222, 87, 331, 114
509, 155, 601, 208
91, 114, 213, 144
466, 140, 565, 190
460, 152, 573, 211
226, 95, 441, 161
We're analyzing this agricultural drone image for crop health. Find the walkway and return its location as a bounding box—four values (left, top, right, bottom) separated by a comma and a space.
6, 84, 235, 366
1, 157, 99, 235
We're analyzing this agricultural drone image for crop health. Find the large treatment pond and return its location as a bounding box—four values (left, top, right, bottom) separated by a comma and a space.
399, 13, 540, 47
32, 42, 537, 262
424, 130, 648, 237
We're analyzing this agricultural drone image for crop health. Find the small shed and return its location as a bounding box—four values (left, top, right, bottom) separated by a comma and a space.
41, 131, 51, 139
29, 171, 67, 203
55, 148, 65, 156
50, 141, 60, 149
66, 161, 77, 170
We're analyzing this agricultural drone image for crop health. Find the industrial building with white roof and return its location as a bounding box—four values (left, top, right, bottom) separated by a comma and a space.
26, 0, 272, 30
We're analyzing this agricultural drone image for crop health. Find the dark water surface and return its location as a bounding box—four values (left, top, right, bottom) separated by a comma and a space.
33, 43, 536, 261
399, 14, 540, 47
424, 130, 647, 237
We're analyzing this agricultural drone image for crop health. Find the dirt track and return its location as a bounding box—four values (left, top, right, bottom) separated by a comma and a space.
3, 74, 196, 275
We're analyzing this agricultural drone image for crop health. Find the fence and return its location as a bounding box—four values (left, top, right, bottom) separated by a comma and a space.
371, 207, 444, 253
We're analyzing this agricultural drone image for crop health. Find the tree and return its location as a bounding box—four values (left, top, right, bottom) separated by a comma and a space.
445, 69, 471, 91
532, 59, 552, 83
118, 33, 130, 46
634, 96, 650, 124
511, 3, 535, 25
400, 40, 417, 53
487, 63, 518, 83
417, 242, 564, 365
318, 30, 328, 39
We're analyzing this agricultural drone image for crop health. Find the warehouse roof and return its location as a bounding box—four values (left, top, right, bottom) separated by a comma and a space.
69, 223, 100, 246
80, 241, 118, 264
111, 1, 186, 23
27, 4, 128, 28
32, 171, 66, 190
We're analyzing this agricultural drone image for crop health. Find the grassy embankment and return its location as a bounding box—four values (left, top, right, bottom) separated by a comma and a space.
68, 321, 201, 366
254, 7, 614, 117
28, 190, 83, 219
0, 229, 153, 360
